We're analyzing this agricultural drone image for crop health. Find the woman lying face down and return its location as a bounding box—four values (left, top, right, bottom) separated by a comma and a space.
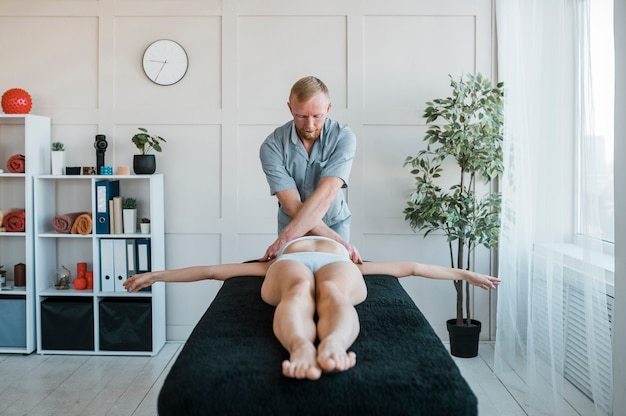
123, 236, 500, 380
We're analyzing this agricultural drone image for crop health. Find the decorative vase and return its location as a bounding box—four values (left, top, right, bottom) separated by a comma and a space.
51, 151, 66, 175
54, 265, 71, 290
123, 209, 137, 233
446, 319, 481, 358
1, 88, 32, 114
133, 154, 156, 174
73, 275, 87, 290
85, 271, 93, 289
14, 263, 26, 287
73, 262, 87, 290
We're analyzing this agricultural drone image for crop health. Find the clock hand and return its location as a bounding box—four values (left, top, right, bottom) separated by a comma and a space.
154, 61, 167, 81
150, 59, 166, 63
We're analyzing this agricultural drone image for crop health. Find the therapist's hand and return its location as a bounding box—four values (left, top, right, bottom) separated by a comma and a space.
345, 243, 363, 264
259, 238, 286, 262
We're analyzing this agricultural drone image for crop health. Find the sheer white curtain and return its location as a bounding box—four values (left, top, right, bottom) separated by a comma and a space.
494, 1, 613, 415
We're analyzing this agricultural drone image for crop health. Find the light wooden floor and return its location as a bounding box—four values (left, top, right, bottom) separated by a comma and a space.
451, 342, 528, 416
0, 342, 529, 416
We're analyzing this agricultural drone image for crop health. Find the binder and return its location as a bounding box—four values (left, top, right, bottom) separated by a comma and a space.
95, 180, 120, 234
136, 239, 151, 273
113, 239, 128, 292
126, 239, 137, 277
136, 239, 152, 292
100, 239, 115, 292
122, 239, 137, 291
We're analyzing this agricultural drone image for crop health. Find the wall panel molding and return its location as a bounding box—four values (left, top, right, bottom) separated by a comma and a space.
0, 0, 495, 341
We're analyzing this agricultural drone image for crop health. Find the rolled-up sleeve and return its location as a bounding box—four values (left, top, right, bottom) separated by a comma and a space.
260, 128, 296, 195
321, 125, 356, 187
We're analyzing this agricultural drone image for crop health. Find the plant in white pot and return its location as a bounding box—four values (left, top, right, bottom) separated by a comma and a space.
403, 73, 504, 358
140, 217, 150, 234
51, 141, 65, 175
122, 197, 137, 234
131, 127, 166, 174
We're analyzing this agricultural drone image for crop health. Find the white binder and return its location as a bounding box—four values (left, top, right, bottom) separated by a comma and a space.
100, 239, 115, 292
113, 239, 128, 292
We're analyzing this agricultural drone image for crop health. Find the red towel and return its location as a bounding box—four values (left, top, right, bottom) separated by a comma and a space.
3, 209, 25, 232
53, 212, 87, 234
6, 154, 25, 173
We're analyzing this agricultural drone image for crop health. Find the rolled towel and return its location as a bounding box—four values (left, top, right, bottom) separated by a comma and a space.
53, 212, 88, 234
3, 209, 26, 232
0, 208, 19, 228
70, 213, 93, 235
6, 154, 25, 173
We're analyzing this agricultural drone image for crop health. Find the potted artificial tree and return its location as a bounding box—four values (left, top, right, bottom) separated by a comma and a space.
403, 73, 504, 358
131, 127, 166, 174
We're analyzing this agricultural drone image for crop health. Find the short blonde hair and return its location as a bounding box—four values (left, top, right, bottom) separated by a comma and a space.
289, 76, 329, 103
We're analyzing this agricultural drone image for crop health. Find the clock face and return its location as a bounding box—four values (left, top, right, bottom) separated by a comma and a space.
142, 39, 188, 86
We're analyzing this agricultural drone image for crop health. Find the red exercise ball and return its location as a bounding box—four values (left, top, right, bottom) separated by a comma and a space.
1, 88, 32, 114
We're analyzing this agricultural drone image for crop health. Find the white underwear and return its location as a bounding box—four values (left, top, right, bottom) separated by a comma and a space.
275, 236, 350, 273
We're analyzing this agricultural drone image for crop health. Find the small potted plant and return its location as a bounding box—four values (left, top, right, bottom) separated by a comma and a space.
51, 141, 65, 175
122, 197, 137, 234
140, 217, 151, 234
131, 127, 166, 174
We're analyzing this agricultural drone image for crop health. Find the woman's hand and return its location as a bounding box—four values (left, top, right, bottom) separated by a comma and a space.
466, 272, 501, 290
123, 272, 155, 293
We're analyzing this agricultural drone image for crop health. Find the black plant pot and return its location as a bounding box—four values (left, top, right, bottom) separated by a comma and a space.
446, 319, 481, 358
133, 154, 156, 175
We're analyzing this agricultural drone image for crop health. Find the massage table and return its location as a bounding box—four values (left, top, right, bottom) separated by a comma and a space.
157, 274, 477, 415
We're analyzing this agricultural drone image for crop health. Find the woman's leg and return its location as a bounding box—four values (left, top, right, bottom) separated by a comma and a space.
261, 260, 321, 380
314, 261, 367, 373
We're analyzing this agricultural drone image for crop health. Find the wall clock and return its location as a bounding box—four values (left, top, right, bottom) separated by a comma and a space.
142, 39, 188, 86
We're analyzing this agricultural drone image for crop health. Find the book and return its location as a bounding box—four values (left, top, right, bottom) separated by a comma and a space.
112, 196, 123, 234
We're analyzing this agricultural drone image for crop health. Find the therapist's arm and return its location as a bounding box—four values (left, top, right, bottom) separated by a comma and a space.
260, 176, 362, 263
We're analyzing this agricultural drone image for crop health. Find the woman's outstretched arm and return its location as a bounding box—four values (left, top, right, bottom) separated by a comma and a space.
123, 261, 273, 293
357, 261, 501, 290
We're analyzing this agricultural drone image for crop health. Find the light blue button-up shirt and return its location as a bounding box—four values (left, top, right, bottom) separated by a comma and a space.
259, 118, 356, 240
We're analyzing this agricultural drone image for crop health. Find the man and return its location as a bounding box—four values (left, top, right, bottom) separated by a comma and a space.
259, 76, 361, 263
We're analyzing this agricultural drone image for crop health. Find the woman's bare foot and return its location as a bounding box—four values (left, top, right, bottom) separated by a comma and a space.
282, 341, 321, 380
317, 338, 356, 373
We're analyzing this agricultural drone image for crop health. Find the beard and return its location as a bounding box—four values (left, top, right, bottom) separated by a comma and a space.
297, 126, 322, 141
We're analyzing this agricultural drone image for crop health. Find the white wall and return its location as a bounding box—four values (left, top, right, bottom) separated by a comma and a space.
0, 0, 495, 341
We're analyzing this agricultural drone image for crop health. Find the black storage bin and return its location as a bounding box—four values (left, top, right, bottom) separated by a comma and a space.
41, 297, 94, 350
0, 296, 27, 348
99, 298, 152, 351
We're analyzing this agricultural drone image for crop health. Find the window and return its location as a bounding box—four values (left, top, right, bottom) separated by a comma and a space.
578, 0, 614, 243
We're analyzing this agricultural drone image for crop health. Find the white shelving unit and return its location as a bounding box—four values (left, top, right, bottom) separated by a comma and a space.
33, 174, 165, 356
0, 114, 50, 354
